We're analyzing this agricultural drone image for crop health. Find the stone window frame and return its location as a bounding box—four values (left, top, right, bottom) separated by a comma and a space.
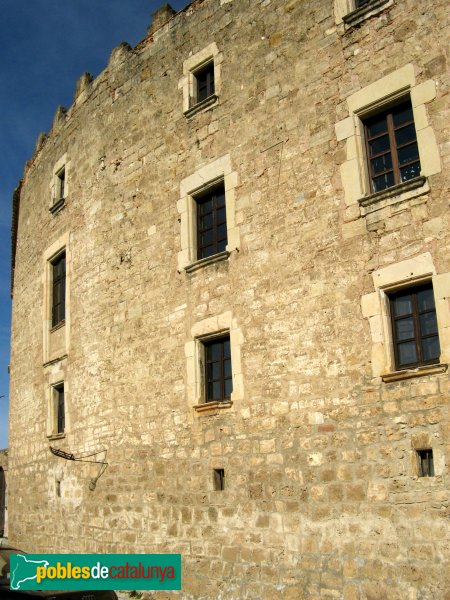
335, 64, 441, 219
410, 433, 444, 479
50, 153, 70, 214
361, 253, 450, 382
49, 382, 65, 438
204, 334, 232, 403
196, 180, 228, 261
51, 251, 66, 328
335, 0, 393, 27
43, 232, 71, 365
47, 366, 69, 440
177, 155, 240, 273
185, 311, 244, 415
179, 43, 222, 118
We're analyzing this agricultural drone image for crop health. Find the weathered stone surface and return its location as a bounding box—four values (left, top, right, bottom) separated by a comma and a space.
7, 0, 450, 599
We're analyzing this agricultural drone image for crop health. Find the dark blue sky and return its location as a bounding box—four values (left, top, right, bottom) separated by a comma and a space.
0, 0, 188, 448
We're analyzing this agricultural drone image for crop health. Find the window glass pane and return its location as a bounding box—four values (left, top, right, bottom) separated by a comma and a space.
400, 162, 420, 182
207, 382, 215, 401
368, 135, 390, 157
419, 312, 438, 337
198, 199, 212, 214
397, 341, 417, 366
214, 192, 225, 208
366, 115, 387, 138
200, 245, 214, 258
371, 154, 392, 175
200, 213, 213, 229
208, 361, 221, 381
395, 124, 417, 147
198, 82, 208, 101
217, 207, 226, 223
223, 339, 231, 358
421, 336, 440, 362
224, 378, 233, 398
217, 224, 227, 241
200, 230, 213, 246
417, 287, 435, 312
224, 358, 232, 378
207, 342, 222, 361
393, 104, 413, 127
397, 142, 419, 165
392, 294, 412, 317
217, 239, 227, 253
372, 172, 395, 192
395, 317, 414, 341
212, 381, 222, 400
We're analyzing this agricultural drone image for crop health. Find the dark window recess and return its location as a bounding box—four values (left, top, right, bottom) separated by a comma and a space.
417, 449, 434, 477
195, 62, 215, 104
57, 168, 65, 200
213, 468, 225, 491
389, 283, 440, 370
56, 480, 62, 497
204, 336, 233, 403
196, 183, 227, 260
55, 384, 65, 434
364, 100, 421, 193
51, 253, 66, 327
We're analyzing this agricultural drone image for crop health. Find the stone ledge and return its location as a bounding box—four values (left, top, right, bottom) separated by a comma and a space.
43, 353, 68, 368
194, 400, 233, 415
359, 176, 428, 216
47, 433, 66, 441
50, 320, 66, 334
382, 363, 447, 383
49, 197, 66, 215
184, 94, 218, 119
343, 0, 391, 28
184, 250, 230, 273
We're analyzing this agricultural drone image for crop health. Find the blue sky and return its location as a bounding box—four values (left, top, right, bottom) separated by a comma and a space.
0, 0, 187, 448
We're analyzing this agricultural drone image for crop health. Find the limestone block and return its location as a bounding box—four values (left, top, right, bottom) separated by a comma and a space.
340, 160, 363, 206
361, 292, 380, 318
411, 80, 437, 107
335, 117, 354, 141
417, 127, 442, 176
371, 342, 386, 377
412, 103, 429, 131
347, 64, 415, 113
342, 218, 365, 239
372, 253, 436, 288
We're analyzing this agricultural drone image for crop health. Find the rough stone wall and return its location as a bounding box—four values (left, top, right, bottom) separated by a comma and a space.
0, 449, 7, 537
8, 0, 450, 598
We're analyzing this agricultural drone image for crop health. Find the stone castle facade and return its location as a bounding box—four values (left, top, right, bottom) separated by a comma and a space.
8, 0, 450, 598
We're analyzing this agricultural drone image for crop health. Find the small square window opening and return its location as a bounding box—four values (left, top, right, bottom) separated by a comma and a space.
195, 182, 227, 260
417, 449, 434, 477
389, 282, 440, 371
194, 61, 215, 105
51, 252, 66, 328
213, 468, 225, 491
364, 99, 421, 193
204, 336, 232, 403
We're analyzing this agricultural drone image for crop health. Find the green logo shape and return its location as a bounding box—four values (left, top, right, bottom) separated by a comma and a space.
10, 554, 181, 591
